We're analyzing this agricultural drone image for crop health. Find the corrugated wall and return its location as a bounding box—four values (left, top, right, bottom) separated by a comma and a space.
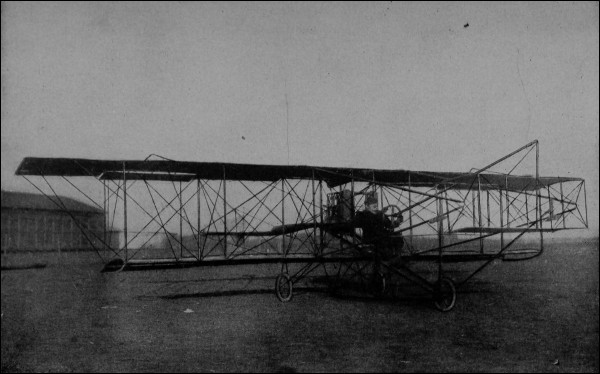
1, 209, 104, 252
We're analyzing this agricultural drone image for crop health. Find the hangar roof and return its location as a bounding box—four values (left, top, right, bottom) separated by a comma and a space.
1, 190, 102, 214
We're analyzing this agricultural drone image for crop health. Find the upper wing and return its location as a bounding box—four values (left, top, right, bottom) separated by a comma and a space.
15, 157, 582, 191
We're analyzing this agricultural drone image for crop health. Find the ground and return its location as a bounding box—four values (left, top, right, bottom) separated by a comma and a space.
1, 238, 598, 373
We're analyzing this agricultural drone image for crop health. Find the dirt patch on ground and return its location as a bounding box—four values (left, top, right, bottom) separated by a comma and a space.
1, 238, 598, 372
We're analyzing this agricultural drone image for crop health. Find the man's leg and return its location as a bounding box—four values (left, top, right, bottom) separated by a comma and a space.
382, 237, 405, 268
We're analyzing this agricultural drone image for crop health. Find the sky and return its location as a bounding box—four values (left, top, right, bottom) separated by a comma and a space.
1, 1, 598, 236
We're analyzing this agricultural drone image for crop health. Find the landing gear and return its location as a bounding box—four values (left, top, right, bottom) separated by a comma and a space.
275, 273, 293, 302
371, 270, 387, 298
434, 277, 456, 312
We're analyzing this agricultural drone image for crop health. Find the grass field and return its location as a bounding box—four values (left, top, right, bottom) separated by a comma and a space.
1, 237, 598, 372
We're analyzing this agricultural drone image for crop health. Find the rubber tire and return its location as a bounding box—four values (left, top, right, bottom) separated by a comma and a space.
434, 277, 456, 312
372, 271, 387, 298
275, 273, 293, 302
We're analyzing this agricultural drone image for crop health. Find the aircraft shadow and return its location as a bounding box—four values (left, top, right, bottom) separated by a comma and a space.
1, 263, 47, 271
153, 286, 326, 300
151, 285, 444, 312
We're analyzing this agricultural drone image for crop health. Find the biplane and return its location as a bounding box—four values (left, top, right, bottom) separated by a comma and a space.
15, 140, 588, 311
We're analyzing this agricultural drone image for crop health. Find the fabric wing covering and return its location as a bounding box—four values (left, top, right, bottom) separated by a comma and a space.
16, 157, 581, 191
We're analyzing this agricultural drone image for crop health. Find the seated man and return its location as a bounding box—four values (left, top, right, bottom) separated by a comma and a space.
354, 194, 403, 265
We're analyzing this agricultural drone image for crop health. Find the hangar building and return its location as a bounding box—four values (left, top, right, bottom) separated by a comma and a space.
1, 190, 104, 252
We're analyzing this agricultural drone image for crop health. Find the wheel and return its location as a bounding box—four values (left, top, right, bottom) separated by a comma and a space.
434, 277, 456, 312
382, 204, 402, 227
371, 270, 387, 298
275, 273, 293, 302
